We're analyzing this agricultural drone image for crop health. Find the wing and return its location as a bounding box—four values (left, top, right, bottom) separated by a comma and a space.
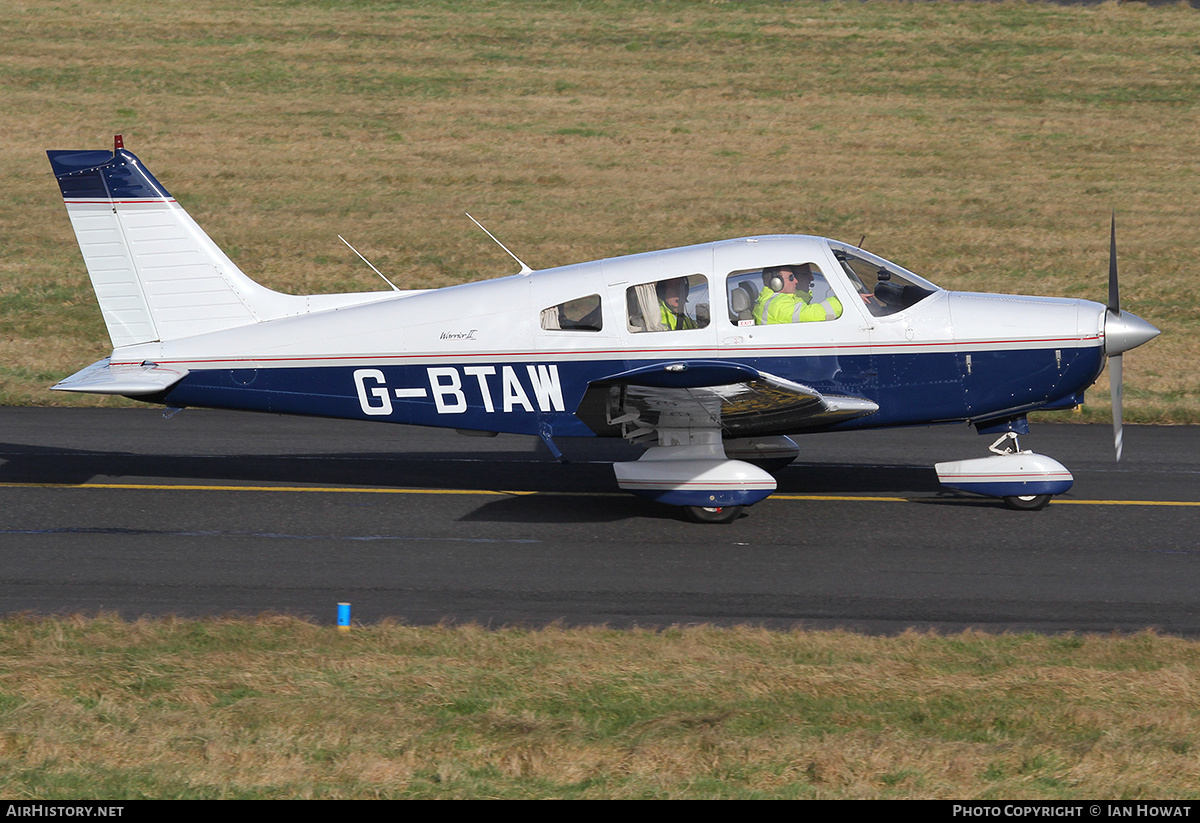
575, 359, 878, 441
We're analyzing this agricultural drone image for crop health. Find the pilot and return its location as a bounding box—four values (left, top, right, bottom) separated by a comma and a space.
753, 263, 843, 325
657, 276, 698, 330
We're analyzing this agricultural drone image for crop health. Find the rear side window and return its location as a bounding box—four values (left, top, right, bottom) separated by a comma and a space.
541, 294, 602, 331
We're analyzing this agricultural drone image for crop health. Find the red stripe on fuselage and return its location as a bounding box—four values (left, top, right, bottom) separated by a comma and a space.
110, 335, 1101, 370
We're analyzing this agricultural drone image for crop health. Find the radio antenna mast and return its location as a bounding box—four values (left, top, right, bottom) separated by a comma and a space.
338, 235, 400, 291
466, 213, 533, 275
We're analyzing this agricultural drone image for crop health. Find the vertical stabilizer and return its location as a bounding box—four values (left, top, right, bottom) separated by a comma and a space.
48, 139, 286, 347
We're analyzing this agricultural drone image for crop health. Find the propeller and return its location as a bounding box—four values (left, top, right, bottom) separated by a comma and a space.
1110, 335, 1124, 461
1109, 213, 1123, 461
1103, 213, 1160, 461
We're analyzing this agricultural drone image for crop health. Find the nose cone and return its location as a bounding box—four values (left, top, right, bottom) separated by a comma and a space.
1105, 309, 1160, 356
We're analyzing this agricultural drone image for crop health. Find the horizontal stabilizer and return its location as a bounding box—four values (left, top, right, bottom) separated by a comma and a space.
52, 358, 188, 396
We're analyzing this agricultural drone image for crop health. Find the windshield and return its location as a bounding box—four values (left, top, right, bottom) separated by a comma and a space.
829, 244, 940, 317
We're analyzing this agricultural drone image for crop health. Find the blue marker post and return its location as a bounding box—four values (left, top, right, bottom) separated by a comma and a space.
337, 602, 351, 632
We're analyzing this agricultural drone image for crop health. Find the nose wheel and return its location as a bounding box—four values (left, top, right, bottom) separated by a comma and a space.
685, 505, 743, 524
1002, 494, 1051, 512
935, 432, 1073, 510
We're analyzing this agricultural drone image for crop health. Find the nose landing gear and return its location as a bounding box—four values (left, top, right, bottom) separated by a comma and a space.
935, 432, 1073, 510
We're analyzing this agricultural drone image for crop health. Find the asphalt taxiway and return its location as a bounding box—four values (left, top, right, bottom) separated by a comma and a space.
1, 408, 1197, 634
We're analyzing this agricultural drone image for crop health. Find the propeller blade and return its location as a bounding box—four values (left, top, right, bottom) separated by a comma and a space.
1108, 211, 1120, 315
1101, 212, 1158, 462
1110, 352, 1123, 462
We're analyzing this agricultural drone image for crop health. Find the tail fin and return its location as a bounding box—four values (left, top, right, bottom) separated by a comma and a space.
48, 138, 290, 347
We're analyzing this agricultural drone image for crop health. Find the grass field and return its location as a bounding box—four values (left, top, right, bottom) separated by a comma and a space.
1, 616, 1199, 799
1, 0, 1197, 418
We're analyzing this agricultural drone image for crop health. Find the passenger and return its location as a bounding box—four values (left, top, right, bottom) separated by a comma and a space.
657, 276, 698, 330
753, 264, 842, 324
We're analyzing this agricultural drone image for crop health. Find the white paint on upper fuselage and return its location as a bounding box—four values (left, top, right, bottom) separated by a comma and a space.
947, 291, 1105, 349
108, 234, 1104, 370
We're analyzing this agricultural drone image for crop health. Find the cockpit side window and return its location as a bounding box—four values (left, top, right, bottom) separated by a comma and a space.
726, 263, 842, 325
540, 294, 602, 331
834, 250, 935, 316
626, 275, 709, 332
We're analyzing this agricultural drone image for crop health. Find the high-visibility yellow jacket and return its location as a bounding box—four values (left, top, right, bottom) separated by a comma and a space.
659, 301, 698, 330
752, 289, 842, 325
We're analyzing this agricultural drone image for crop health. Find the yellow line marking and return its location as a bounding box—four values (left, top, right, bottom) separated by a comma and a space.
1054, 499, 1200, 507
772, 494, 910, 502
1, 482, 1196, 506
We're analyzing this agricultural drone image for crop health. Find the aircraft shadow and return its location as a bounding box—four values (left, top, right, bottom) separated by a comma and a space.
0, 441, 610, 492
0, 442, 943, 492
0, 441, 965, 523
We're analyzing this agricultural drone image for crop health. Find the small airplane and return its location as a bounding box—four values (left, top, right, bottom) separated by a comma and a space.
46, 137, 1160, 522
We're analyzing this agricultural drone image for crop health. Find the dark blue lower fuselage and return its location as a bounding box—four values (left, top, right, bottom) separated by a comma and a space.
153, 343, 1105, 438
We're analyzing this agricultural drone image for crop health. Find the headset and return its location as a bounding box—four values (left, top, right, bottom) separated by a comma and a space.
763, 264, 811, 293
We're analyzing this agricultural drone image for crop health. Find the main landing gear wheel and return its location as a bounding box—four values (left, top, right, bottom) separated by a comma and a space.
685, 505, 743, 524
1002, 494, 1051, 512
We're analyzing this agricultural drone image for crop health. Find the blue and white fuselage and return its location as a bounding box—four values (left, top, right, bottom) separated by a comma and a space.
47, 142, 1158, 520
114, 244, 1105, 434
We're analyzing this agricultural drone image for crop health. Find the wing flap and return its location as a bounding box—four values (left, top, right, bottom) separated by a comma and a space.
52, 358, 188, 396
577, 360, 878, 438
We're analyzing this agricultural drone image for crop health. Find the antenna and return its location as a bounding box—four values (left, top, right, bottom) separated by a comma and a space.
465, 213, 533, 275
338, 235, 401, 292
